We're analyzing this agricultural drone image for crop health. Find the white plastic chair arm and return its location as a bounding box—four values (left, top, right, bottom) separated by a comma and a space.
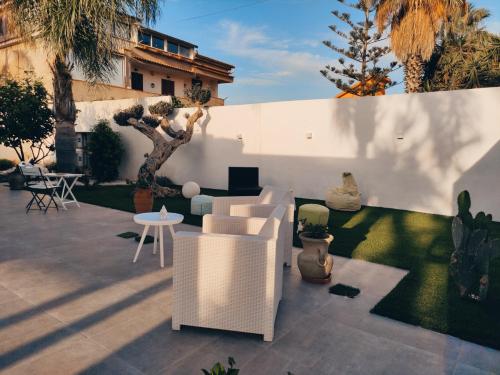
202, 215, 267, 235
174, 230, 268, 244
230, 203, 277, 218
212, 196, 260, 215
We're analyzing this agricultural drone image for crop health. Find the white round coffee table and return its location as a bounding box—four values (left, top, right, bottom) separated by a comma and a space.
133, 212, 184, 268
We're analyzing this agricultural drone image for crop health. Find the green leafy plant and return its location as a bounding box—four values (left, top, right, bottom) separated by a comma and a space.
321, 0, 399, 96
149, 101, 174, 117
171, 96, 184, 108
113, 104, 144, 126
87, 120, 124, 183
8, 0, 160, 172
185, 85, 212, 105
0, 159, 15, 171
298, 219, 329, 239
450, 190, 500, 301
202, 357, 239, 375
0, 77, 55, 163
424, 4, 500, 91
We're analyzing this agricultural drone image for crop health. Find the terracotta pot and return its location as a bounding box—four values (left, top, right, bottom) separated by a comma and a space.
8, 172, 25, 190
134, 187, 154, 213
298, 233, 334, 283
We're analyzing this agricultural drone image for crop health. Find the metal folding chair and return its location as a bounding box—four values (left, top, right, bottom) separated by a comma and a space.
19, 164, 60, 214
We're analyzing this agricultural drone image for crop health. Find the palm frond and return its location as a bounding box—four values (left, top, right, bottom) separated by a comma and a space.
7, 0, 160, 83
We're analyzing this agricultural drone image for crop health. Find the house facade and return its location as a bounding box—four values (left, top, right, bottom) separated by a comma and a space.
0, 6, 234, 105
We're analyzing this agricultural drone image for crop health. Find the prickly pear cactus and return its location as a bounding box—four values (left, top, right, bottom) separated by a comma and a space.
450, 191, 500, 301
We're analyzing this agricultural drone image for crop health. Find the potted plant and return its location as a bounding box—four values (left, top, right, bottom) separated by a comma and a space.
202, 357, 239, 375
133, 178, 154, 213
297, 219, 334, 283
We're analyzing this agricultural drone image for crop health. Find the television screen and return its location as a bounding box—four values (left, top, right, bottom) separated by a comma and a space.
229, 167, 259, 188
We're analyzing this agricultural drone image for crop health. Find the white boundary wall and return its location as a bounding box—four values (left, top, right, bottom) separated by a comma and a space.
3, 88, 500, 217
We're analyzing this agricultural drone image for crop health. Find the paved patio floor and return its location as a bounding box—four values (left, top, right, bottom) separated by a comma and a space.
0, 187, 499, 375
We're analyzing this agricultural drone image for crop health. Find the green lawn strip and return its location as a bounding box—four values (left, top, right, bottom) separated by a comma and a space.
74, 186, 500, 349
74, 184, 227, 227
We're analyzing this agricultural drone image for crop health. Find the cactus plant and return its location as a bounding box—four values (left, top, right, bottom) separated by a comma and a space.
450, 191, 500, 301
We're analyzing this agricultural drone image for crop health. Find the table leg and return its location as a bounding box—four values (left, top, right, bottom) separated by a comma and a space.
55, 177, 67, 210
159, 225, 164, 268
153, 226, 158, 254
168, 225, 176, 238
66, 177, 81, 207
133, 225, 149, 263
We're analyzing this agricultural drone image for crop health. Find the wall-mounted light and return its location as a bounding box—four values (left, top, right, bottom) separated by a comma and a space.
236, 134, 243, 141
306, 132, 313, 139
151, 83, 155, 88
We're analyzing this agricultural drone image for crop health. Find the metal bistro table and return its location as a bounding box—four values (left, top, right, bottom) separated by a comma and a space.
45, 172, 83, 210
133, 212, 184, 268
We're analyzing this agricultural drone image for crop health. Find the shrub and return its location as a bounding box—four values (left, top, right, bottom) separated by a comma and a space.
87, 120, 124, 183
0, 77, 54, 163
0, 159, 15, 171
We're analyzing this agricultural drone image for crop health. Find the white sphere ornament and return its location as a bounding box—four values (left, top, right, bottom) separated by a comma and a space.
182, 181, 200, 199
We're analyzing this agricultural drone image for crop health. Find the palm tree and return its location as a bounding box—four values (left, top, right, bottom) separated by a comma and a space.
424, 4, 500, 91
376, 0, 464, 93
7, 0, 160, 172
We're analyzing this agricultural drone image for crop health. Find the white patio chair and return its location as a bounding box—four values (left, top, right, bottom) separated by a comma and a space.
172, 205, 287, 341
212, 185, 295, 266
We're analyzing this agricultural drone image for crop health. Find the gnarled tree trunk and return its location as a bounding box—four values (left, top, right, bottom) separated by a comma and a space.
404, 54, 424, 93
51, 56, 77, 172
129, 105, 204, 197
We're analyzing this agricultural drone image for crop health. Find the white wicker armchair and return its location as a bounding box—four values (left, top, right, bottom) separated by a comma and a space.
212, 186, 295, 266
172, 205, 287, 341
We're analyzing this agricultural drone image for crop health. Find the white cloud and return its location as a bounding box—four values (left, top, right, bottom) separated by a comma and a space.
216, 20, 328, 86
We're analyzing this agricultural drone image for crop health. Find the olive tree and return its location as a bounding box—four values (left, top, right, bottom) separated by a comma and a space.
113, 86, 211, 197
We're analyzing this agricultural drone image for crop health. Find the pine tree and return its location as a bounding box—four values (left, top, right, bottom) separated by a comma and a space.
321, 0, 399, 96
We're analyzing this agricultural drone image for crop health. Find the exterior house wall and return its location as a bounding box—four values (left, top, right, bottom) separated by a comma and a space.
68, 87, 500, 218
72, 56, 125, 87
0, 42, 53, 89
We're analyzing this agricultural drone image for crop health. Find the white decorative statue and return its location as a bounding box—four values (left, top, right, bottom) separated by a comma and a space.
160, 205, 168, 219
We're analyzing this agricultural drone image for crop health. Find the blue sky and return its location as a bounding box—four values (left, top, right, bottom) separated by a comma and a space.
155, 0, 500, 105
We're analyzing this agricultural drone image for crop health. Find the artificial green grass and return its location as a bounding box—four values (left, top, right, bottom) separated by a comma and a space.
74, 184, 227, 227
293, 197, 500, 350
74, 186, 500, 350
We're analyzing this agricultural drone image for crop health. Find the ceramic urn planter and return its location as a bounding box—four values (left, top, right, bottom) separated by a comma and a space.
298, 233, 334, 283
